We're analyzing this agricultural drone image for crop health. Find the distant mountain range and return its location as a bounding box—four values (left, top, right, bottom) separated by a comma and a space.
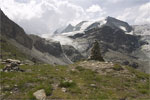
52, 17, 150, 73
0, 9, 149, 73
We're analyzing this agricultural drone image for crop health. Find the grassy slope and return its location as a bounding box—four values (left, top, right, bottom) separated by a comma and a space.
0, 62, 149, 100
0, 36, 30, 60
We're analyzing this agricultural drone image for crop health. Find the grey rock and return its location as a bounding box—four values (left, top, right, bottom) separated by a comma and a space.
61, 88, 67, 92
90, 84, 96, 88
62, 45, 84, 62
33, 89, 46, 100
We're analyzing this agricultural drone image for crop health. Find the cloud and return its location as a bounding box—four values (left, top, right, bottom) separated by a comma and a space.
0, 0, 88, 35
0, 0, 149, 37
0, 0, 106, 35
117, 2, 150, 25
86, 4, 102, 13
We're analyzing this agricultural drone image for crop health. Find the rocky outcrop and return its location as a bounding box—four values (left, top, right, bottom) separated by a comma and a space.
30, 35, 64, 57
105, 16, 132, 32
2, 59, 24, 72
62, 45, 84, 62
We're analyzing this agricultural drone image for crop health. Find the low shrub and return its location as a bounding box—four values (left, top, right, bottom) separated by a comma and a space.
59, 80, 76, 88
113, 64, 123, 71
75, 66, 85, 71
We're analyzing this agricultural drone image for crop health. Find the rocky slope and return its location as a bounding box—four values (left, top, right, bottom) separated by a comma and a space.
0, 10, 33, 49
0, 9, 72, 65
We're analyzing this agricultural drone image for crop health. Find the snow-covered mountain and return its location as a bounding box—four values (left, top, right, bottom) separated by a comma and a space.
52, 16, 135, 48
54, 16, 133, 35
51, 17, 150, 73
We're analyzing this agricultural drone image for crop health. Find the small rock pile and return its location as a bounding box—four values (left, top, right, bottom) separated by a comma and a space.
2, 59, 24, 72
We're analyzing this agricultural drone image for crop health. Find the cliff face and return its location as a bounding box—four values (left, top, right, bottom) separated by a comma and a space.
0, 9, 33, 49
83, 25, 144, 53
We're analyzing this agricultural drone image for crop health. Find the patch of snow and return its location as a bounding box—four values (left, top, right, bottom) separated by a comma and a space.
80, 21, 95, 30
126, 30, 133, 35
52, 35, 74, 46
98, 19, 107, 27
119, 26, 127, 32
62, 31, 84, 36
51, 35, 89, 53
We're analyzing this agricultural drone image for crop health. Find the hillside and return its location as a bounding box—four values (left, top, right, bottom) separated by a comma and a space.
0, 61, 149, 99
0, 9, 73, 65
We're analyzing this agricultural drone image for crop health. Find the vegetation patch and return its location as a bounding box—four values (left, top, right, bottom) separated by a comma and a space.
75, 66, 85, 71
113, 64, 123, 71
59, 80, 76, 88
0, 37, 30, 60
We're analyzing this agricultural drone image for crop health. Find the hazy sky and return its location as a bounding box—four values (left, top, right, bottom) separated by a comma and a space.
0, 0, 150, 36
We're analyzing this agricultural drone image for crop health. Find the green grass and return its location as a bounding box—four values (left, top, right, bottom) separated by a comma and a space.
59, 80, 76, 88
0, 63, 150, 99
127, 66, 149, 79
113, 64, 123, 71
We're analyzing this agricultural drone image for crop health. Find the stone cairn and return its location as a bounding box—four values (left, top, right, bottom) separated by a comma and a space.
89, 40, 104, 61
2, 59, 24, 72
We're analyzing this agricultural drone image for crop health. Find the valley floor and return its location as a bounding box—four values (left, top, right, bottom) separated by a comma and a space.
0, 61, 150, 100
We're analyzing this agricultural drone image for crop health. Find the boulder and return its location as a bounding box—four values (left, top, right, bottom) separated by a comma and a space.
33, 89, 46, 100
61, 88, 67, 92
90, 84, 97, 88
4, 59, 21, 64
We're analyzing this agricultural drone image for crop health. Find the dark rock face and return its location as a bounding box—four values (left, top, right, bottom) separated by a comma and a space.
62, 45, 84, 62
83, 26, 145, 53
106, 16, 132, 32
34, 40, 63, 57
74, 21, 87, 31
61, 24, 74, 33
68, 33, 84, 39
29, 35, 64, 57
86, 22, 100, 30
0, 9, 33, 49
